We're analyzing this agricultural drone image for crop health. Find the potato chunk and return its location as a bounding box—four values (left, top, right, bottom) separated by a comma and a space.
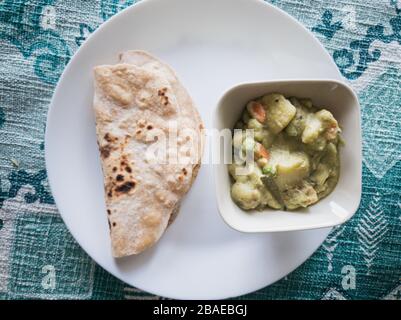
269, 149, 310, 190
302, 110, 339, 146
315, 109, 339, 140
231, 182, 261, 210
302, 113, 323, 144
282, 181, 318, 210
261, 93, 296, 134
285, 98, 309, 137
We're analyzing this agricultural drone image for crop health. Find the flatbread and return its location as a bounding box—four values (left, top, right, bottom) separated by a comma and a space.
119, 51, 204, 226
93, 55, 204, 257
119, 51, 204, 184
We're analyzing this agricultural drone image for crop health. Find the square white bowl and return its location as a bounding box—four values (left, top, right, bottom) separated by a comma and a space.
213, 79, 362, 232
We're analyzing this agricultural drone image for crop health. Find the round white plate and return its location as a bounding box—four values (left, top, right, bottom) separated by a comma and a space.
46, 0, 341, 299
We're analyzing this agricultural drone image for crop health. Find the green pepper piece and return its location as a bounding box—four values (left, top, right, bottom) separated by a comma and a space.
261, 175, 286, 210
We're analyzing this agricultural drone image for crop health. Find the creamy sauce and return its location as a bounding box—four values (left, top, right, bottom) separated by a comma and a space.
229, 94, 341, 211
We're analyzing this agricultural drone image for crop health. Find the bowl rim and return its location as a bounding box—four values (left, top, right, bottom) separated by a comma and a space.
216, 78, 360, 107
213, 78, 362, 233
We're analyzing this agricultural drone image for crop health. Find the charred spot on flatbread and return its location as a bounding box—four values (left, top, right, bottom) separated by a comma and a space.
158, 87, 169, 106
100, 145, 112, 158
104, 133, 118, 143
115, 181, 136, 194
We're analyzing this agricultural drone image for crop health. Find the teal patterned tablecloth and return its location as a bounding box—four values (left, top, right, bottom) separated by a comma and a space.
0, 0, 400, 300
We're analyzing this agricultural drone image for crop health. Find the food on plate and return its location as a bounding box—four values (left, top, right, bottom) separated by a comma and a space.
93, 51, 204, 257
229, 93, 341, 210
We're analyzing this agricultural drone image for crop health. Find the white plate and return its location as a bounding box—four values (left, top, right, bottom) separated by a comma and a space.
45, 0, 342, 299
